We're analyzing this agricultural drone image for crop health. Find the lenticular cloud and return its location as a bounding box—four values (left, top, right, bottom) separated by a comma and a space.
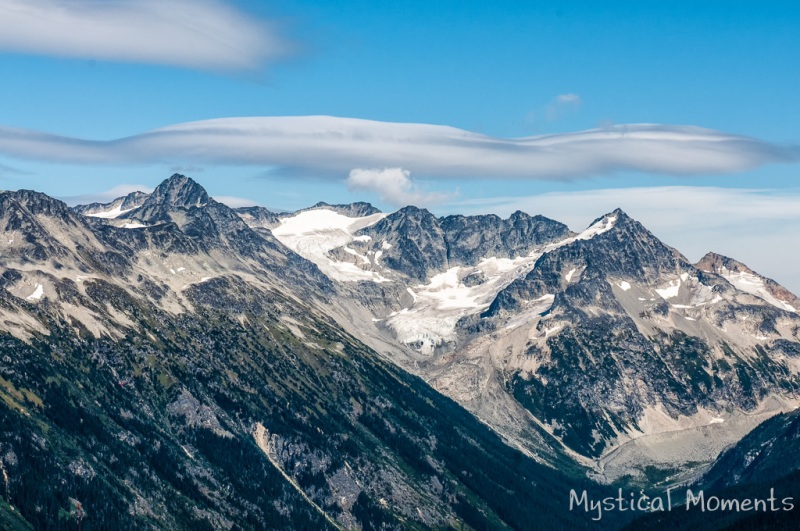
0, 116, 795, 180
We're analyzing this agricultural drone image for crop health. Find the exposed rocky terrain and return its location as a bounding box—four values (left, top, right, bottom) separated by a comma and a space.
2, 173, 799, 529
259, 196, 800, 484
0, 175, 609, 530
628, 408, 800, 530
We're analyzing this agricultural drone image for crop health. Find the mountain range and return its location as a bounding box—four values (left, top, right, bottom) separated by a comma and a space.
1, 174, 798, 529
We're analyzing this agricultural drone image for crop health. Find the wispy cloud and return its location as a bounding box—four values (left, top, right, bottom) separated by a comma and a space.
346, 168, 456, 208
452, 186, 800, 293
0, 161, 29, 176
555, 94, 581, 106
527, 93, 583, 124
0, 0, 292, 71
0, 116, 796, 180
170, 165, 205, 174
547, 93, 582, 121
212, 195, 259, 208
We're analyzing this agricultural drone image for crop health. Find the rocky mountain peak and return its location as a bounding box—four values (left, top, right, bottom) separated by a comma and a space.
696, 251, 800, 310
1, 189, 75, 221
119, 190, 150, 209
588, 207, 630, 227
386, 205, 441, 232
73, 190, 150, 217
144, 174, 209, 210
695, 251, 751, 274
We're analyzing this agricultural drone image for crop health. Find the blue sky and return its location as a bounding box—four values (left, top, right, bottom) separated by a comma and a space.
0, 0, 799, 288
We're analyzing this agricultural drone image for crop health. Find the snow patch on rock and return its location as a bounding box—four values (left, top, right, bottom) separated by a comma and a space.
271, 209, 389, 282
26, 284, 44, 301
87, 204, 135, 219
721, 269, 796, 312
655, 279, 681, 300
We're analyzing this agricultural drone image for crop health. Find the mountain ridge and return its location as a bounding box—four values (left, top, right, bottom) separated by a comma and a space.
2, 176, 614, 529
5, 174, 800, 528
245, 186, 800, 480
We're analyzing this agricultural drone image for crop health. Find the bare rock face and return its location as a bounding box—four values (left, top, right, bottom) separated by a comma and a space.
234, 205, 282, 230
141, 173, 209, 210
356, 205, 450, 281
441, 210, 574, 266
355, 205, 572, 282
167, 389, 232, 437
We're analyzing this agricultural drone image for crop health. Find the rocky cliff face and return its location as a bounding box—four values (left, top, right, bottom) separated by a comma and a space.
352, 206, 572, 282
472, 211, 800, 460
261, 198, 800, 481
440, 211, 574, 267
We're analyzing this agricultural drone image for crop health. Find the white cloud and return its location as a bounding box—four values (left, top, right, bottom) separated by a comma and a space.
555, 93, 581, 105
528, 93, 583, 124
451, 186, 800, 294
346, 168, 456, 208
212, 195, 259, 208
0, 116, 795, 180
546, 93, 582, 121
0, 0, 291, 71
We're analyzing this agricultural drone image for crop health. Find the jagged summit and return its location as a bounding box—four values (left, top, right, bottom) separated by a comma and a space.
142, 173, 209, 210
1, 189, 75, 220
74, 190, 150, 218
71, 175, 211, 225
584, 207, 630, 229
117, 174, 219, 228
508, 209, 545, 222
